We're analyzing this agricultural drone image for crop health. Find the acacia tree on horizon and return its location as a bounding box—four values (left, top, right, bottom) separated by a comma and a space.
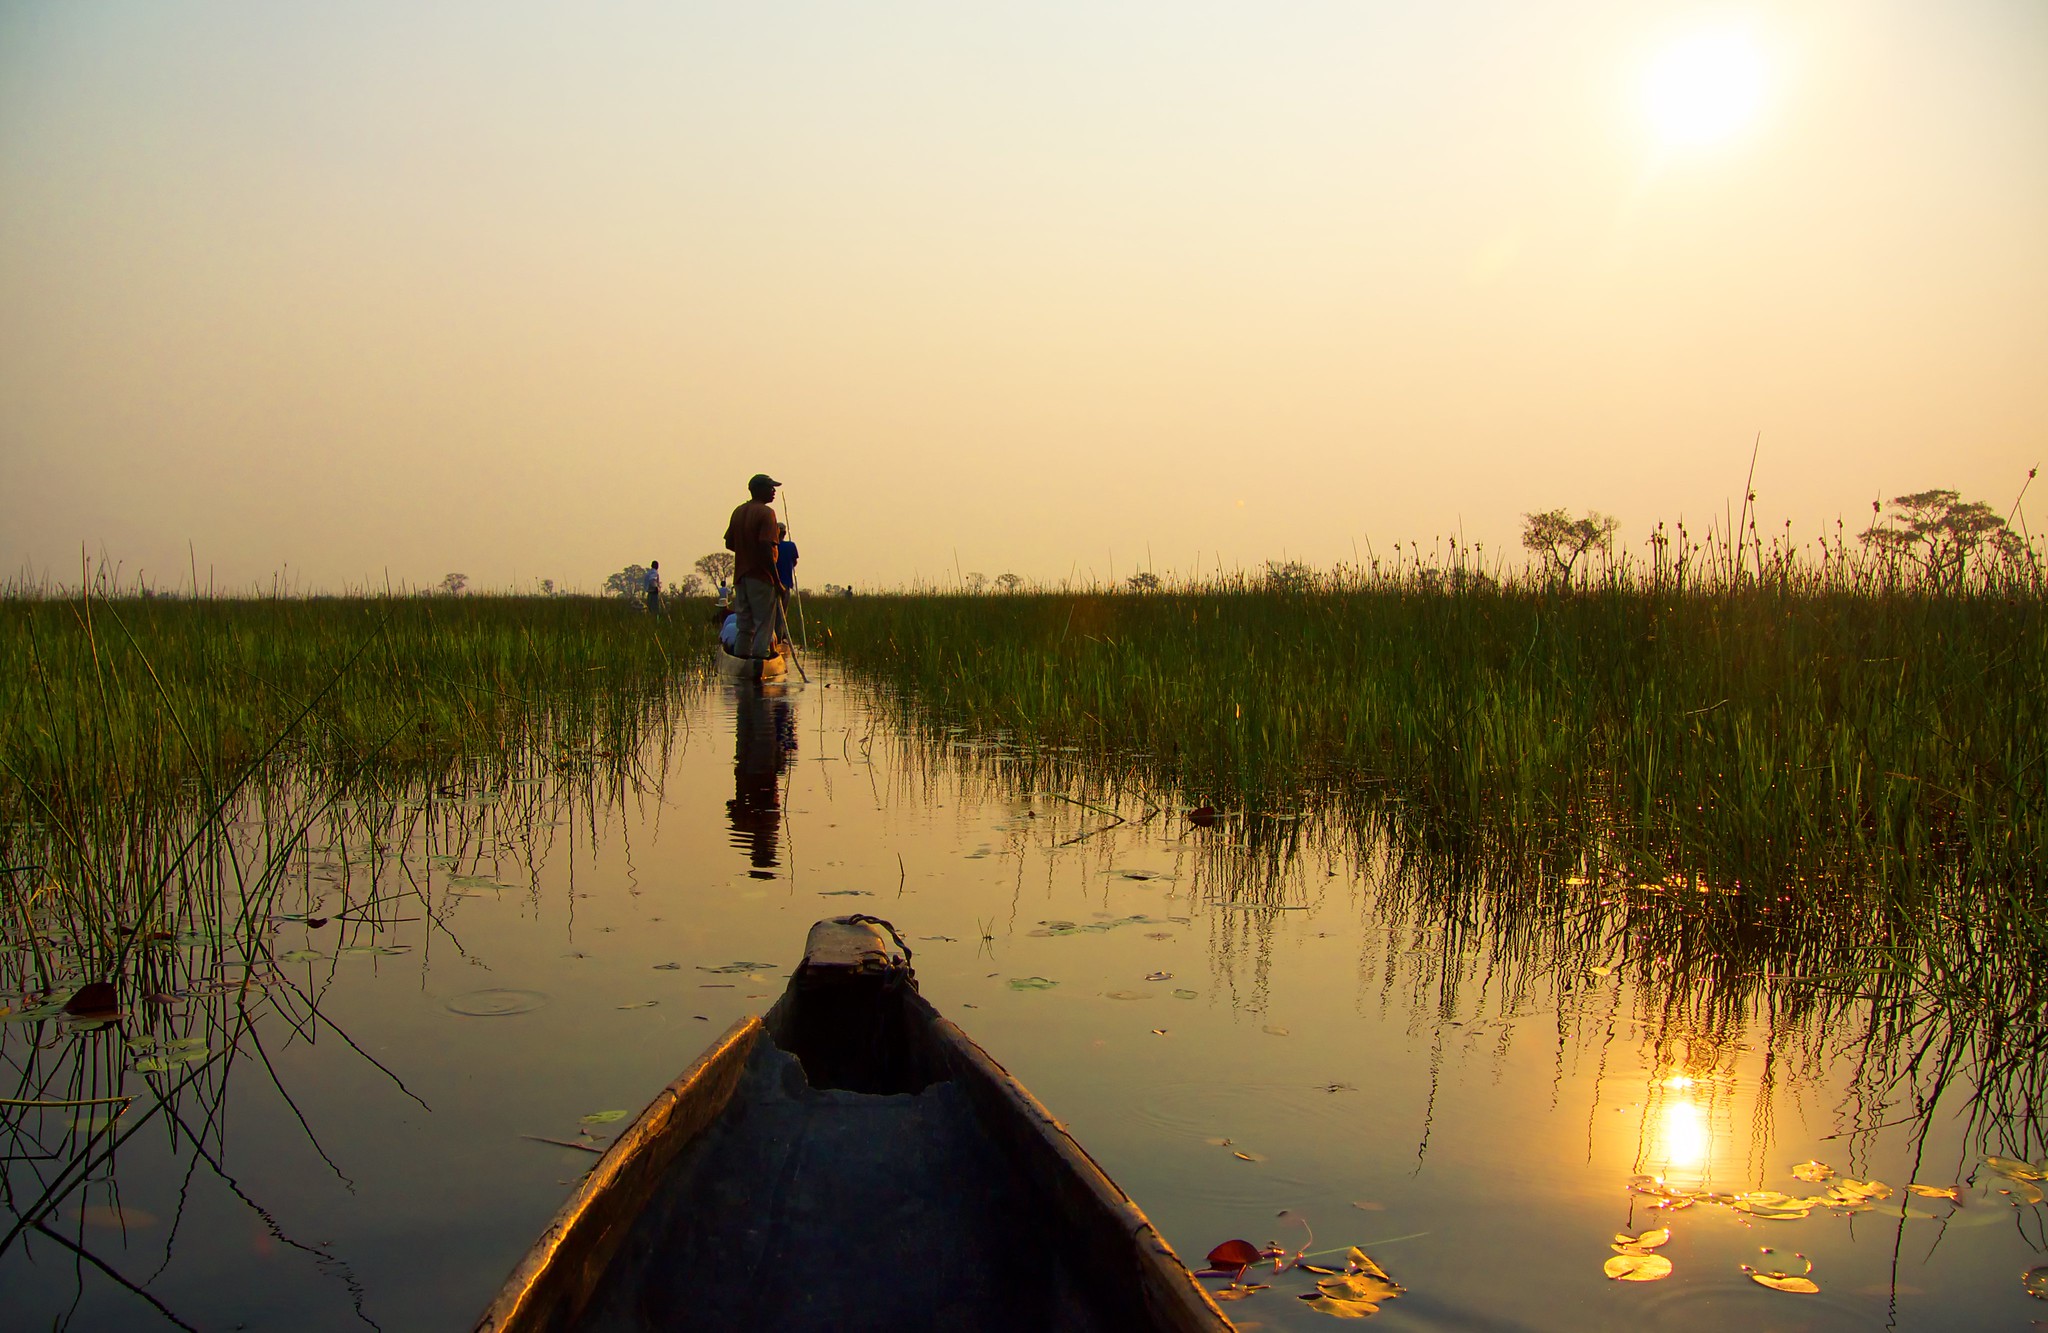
1521, 509, 1619, 583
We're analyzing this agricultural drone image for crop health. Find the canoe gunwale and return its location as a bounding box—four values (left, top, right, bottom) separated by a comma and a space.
927, 1010, 1233, 1332
473, 1015, 764, 1333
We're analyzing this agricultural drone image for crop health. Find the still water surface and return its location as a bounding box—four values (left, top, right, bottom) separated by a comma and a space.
5, 665, 2043, 1330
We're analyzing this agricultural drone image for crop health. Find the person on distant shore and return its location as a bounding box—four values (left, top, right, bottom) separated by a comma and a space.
772, 524, 799, 646
722, 473, 785, 658
643, 560, 662, 616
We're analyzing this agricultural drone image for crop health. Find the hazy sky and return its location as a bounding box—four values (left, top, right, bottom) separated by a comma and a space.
3, 1, 2043, 592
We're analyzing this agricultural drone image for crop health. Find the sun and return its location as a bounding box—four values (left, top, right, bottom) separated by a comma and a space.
1640, 29, 1766, 149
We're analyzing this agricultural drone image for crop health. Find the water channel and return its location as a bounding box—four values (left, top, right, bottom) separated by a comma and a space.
4, 663, 2043, 1330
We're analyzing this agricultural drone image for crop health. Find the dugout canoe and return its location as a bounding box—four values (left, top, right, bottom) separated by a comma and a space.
715, 640, 789, 682
475, 916, 1232, 1333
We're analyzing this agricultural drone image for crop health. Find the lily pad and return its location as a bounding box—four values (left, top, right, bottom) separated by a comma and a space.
1603, 1254, 1672, 1281
1749, 1271, 1819, 1294
1104, 990, 1150, 1001
446, 988, 548, 1017
1987, 1156, 2046, 1183
1790, 1160, 1835, 1182
280, 949, 325, 963
580, 1109, 628, 1125
1008, 977, 1057, 991
2023, 1266, 2048, 1300
697, 962, 777, 975
1172, 989, 1199, 1000
1, 1001, 67, 1024
1905, 1184, 1960, 1202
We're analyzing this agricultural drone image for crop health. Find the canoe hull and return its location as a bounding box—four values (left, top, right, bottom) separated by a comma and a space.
476, 918, 1229, 1333
715, 642, 788, 682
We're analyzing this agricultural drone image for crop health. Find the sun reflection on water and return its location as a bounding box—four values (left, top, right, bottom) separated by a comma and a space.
1638, 1068, 1733, 1192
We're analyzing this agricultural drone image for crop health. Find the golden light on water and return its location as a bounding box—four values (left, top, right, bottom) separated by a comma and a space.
1655, 1096, 1712, 1173
1641, 28, 1768, 149
1636, 1066, 1731, 1187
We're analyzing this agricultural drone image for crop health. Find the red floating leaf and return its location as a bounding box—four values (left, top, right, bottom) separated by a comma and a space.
1206, 1238, 1261, 1273
64, 982, 119, 1017
1187, 806, 1218, 827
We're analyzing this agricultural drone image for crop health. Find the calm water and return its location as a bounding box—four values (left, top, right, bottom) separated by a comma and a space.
4, 663, 2043, 1330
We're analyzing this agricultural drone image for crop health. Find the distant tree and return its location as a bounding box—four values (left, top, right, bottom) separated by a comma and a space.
1126, 571, 1162, 592
695, 552, 736, 587
603, 564, 651, 601
1859, 488, 2014, 591
1263, 560, 1315, 593
822, 583, 854, 597
1521, 509, 1619, 581
438, 572, 469, 596
995, 572, 1023, 593
963, 571, 988, 593
674, 572, 707, 597
538, 578, 556, 597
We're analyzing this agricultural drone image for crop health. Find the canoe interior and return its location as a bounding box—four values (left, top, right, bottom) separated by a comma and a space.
479, 919, 1228, 1333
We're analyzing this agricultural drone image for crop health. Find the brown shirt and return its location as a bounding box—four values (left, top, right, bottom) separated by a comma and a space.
724, 501, 780, 583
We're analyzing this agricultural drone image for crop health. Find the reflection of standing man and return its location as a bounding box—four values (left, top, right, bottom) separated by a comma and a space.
728, 690, 797, 873
722, 474, 784, 658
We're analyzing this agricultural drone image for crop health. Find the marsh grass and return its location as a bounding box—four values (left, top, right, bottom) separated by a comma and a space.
818, 537, 2047, 1160
0, 591, 710, 1024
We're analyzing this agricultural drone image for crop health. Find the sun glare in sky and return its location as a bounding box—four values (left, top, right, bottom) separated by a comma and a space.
1641, 27, 1768, 149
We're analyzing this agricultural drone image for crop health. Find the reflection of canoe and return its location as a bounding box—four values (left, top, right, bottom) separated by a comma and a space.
475, 916, 1231, 1333
715, 641, 788, 682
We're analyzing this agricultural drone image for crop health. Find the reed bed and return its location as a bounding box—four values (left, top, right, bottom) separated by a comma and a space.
809, 552, 2046, 903
0, 591, 711, 1010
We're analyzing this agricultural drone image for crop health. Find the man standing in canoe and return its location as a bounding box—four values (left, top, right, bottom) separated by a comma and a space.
723, 473, 786, 659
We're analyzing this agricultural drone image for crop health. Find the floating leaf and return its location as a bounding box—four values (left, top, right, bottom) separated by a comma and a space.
1790, 1160, 1836, 1182
1206, 1239, 1262, 1274
1320, 1272, 1403, 1302
615, 1001, 659, 1010
1603, 1254, 1672, 1281
1008, 977, 1057, 991
1104, 990, 1149, 1001
1749, 1272, 1819, 1294
1211, 1284, 1268, 1302
1172, 989, 1199, 1000
1144, 971, 1174, 981
579, 1109, 628, 1125
281, 949, 325, 963
340, 944, 410, 956
1346, 1249, 1394, 1282
63, 983, 119, 1017
2004, 1181, 2046, 1206
1613, 1228, 1670, 1251
1833, 1178, 1892, 1202
1232, 1150, 1267, 1162
2023, 1265, 2048, 1300
1262, 1025, 1290, 1037
1988, 1157, 2046, 1183
1300, 1294, 1378, 1318
1905, 1184, 1960, 1202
